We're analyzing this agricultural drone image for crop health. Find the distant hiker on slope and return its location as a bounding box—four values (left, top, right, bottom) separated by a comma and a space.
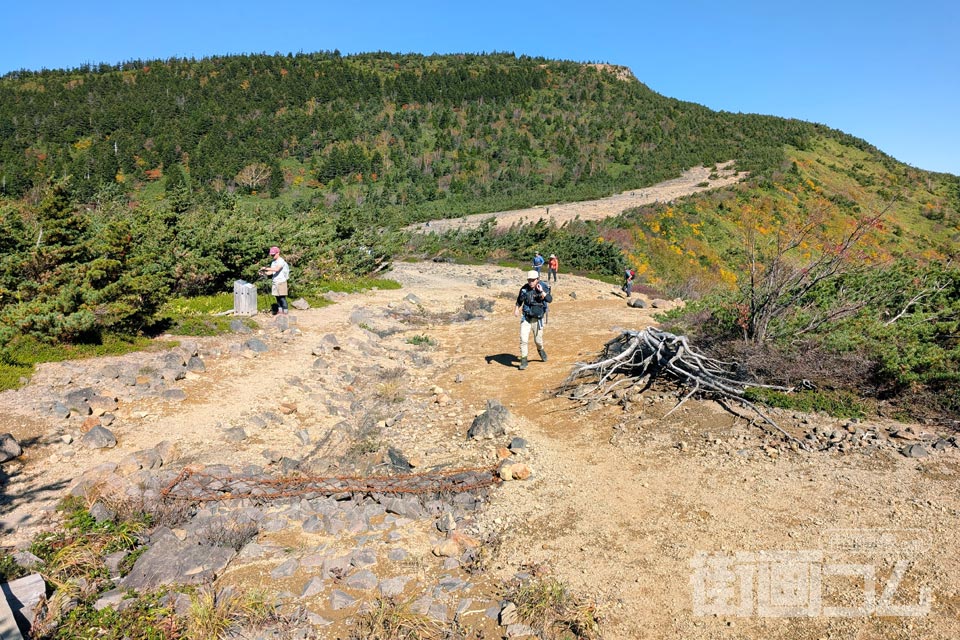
547, 254, 559, 283
532, 251, 545, 276
514, 270, 552, 370
622, 267, 635, 297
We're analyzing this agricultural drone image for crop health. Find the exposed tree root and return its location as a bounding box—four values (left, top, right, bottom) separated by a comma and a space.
557, 327, 809, 450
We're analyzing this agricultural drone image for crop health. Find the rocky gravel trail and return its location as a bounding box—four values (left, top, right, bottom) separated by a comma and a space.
1, 261, 958, 639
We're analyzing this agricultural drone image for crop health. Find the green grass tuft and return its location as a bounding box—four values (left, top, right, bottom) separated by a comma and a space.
405, 334, 436, 347
0, 334, 159, 391
745, 387, 866, 419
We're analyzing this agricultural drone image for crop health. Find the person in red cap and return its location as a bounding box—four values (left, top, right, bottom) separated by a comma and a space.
259, 246, 290, 314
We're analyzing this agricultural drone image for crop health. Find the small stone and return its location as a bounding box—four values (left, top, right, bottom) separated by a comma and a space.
510, 464, 532, 480
329, 590, 356, 610
81, 425, 117, 449
301, 576, 325, 597
437, 512, 457, 532
432, 539, 461, 558
344, 569, 378, 590
508, 437, 529, 451
499, 601, 519, 625
379, 576, 410, 597
904, 444, 930, 458
270, 558, 299, 579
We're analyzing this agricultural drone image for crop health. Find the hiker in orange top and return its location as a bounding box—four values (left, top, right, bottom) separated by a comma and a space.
547, 254, 559, 283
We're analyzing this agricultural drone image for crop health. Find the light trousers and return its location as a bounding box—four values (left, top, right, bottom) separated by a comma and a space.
519, 317, 544, 358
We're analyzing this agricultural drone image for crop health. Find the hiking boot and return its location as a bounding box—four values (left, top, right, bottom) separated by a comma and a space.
538, 348, 548, 362
519, 357, 528, 370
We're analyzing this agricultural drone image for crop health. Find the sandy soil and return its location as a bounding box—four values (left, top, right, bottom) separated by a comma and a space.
406, 161, 742, 234
1, 261, 958, 639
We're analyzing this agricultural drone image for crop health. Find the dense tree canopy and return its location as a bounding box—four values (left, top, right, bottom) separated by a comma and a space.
0, 51, 897, 210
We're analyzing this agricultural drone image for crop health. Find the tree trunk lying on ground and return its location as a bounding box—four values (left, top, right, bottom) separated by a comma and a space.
557, 327, 808, 449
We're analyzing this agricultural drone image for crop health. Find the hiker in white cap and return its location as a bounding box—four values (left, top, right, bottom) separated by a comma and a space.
513, 270, 552, 370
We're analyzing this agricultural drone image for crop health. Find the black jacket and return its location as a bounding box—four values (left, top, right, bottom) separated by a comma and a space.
516, 281, 553, 318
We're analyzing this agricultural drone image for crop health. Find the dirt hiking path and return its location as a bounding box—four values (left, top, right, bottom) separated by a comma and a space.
1, 261, 959, 639
406, 161, 741, 234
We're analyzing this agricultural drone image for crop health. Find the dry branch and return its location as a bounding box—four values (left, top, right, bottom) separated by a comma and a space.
558, 327, 808, 449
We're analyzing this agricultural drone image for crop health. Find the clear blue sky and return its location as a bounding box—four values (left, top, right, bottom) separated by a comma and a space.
2, 0, 957, 175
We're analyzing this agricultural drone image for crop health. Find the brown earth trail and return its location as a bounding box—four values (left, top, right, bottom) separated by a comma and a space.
1, 261, 958, 639
405, 161, 742, 234
412, 264, 960, 639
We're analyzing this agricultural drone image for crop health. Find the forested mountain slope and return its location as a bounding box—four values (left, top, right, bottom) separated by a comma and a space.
2, 51, 934, 215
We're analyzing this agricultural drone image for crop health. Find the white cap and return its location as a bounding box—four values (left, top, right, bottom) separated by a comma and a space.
526, 270, 540, 280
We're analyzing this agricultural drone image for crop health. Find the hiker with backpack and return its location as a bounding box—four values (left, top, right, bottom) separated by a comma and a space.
623, 267, 635, 297
532, 251, 545, 276
547, 254, 559, 283
514, 270, 553, 370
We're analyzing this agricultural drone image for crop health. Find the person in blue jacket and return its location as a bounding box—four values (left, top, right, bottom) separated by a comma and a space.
532, 251, 545, 275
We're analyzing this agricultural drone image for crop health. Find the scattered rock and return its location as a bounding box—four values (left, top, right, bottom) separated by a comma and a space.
162, 389, 187, 401
498, 462, 532, 481
499, 601, 519, 625
508, 437, 529, 451
903, 444, 930, 458
121, 530, 237, 590
329, 590, 356, 610
81, 425, 117, 449
244, 338, 269, 353
437, 512, 457, 532
0, 433, 23, 462
432, 539, 461, 558
467, 399, 511, 440
379, 576, 410, 597
301, 576, 325, 597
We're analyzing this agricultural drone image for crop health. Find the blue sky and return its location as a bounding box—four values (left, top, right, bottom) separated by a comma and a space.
2, 0, 957, 175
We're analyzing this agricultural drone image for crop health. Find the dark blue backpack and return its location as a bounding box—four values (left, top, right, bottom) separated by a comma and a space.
523, 282, 551, 318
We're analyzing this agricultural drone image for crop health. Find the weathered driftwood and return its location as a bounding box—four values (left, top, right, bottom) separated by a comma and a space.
558, 327, 808, 449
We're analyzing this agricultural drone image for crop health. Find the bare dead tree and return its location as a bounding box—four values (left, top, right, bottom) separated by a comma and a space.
883, 280, 950, 326
558, 327, 809, 449
234, 162, 272, 191
741, 199, 896, 343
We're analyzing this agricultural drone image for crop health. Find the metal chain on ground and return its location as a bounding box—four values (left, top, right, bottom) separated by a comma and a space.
160, 465, 502, 502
